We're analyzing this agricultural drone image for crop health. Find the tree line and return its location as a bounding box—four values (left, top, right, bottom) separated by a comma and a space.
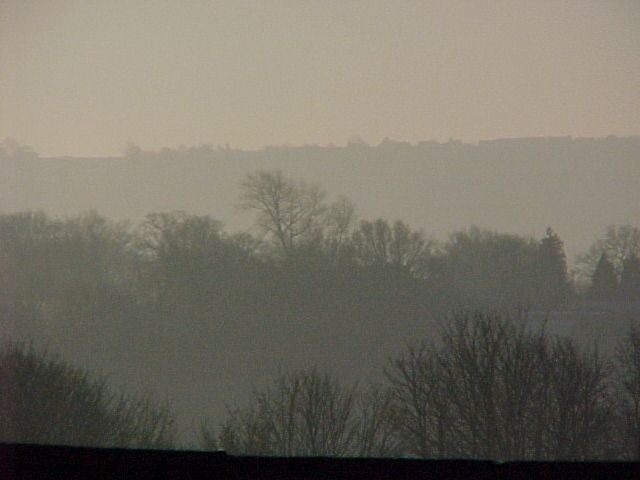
3, 311, 640, 460
0, 169, 639, 457
201, 311, 640, 461
1, 170, 638, 332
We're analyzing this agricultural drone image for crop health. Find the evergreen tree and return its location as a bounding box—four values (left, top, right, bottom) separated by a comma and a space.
620, 254, 640, 302
536, 227, 571, 306
588, 252, 619, 301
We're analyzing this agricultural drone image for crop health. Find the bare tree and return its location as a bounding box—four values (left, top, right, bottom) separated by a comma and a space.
239, 170, 327, 257
210, 368, 357, 456
388, 312, 614, 460
352, 219, 432, 277
352, 383, 402, 457
109, 393, 177, 449
205, 368, 401, 457
574, 224, 640, 288
386, 343, 451, 458
322, 196, 357, 263
537, 337, 613, 460
615, 322, 640, 459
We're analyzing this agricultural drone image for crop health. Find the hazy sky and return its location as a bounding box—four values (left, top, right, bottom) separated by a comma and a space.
1, 1, 639, 157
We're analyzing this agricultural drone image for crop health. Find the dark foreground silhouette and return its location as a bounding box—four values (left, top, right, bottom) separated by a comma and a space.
1, 444, 639, 480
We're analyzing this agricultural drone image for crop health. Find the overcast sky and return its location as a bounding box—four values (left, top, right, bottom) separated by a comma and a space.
1, 1, 639, 157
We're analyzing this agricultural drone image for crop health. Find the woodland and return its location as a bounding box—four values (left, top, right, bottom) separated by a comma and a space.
1, 169, 639, 460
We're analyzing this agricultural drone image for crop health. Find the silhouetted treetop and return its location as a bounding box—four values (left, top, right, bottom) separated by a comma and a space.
238, 170, 328, 257
351, 219, 432, 277
620, 254, 640, 302
535, 227, 571, 306
588, 252, 619, 301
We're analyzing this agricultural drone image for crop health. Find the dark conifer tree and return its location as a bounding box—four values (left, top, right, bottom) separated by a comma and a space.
536, 227, 572, 306
588, 252, 619, 301
620, 254, 640, 302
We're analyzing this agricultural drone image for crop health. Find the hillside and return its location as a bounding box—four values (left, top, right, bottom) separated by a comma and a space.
2, 136, 639, 261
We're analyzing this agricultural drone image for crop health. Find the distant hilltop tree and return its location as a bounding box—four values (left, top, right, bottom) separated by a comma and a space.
239, 170, 328, 257
238, 170, 356, 262
122, 141, 142, 157
0, 137, 38, 159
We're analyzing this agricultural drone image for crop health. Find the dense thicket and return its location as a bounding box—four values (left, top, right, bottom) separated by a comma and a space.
2, 179, 634, 338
